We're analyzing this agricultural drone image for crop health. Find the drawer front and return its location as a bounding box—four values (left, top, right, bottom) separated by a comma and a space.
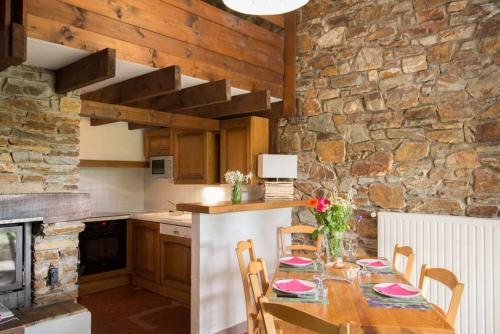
160, 224, 191, 238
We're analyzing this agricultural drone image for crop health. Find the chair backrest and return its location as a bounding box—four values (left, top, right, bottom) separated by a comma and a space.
418, 264, 465, 327
392, 244, 415, 281
247, 259, 269, 304
279, 225, 322, 256
258, 296, 351, 334
235, 240, 260, 334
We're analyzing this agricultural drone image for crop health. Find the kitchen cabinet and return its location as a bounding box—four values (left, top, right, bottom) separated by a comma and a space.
131, 220, 160, 283
144, 128, 173, 158
131, 220, 191, 304
220, 116, 269, 184
173, 129, 219, 184
160, 234, 191, 303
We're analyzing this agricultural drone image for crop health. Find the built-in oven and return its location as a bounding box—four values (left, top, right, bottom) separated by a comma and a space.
79, 219, 127, 276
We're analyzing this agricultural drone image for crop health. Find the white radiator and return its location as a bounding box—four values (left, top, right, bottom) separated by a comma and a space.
378, 212, 500, 334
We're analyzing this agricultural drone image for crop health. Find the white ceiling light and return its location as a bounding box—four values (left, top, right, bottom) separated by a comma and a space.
223, 0, 310, 15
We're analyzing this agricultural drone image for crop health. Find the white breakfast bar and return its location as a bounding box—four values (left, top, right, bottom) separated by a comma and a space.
177, 200, 305, 334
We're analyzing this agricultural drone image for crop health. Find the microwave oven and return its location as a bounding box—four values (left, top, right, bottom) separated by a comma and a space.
150, 156, 173, 179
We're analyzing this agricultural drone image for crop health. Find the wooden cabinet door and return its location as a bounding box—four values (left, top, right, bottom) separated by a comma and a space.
144, 128, 173, 157
160, 234, 191, 287
220, 117, 269, 184
173, 129, 218, 184
132, 220, 160, 283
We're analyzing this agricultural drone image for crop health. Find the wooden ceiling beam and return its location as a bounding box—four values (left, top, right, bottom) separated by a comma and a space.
128, 79, 231, 111
90, 119, 116, 126
0, 0, 26, 72
55, 48, 116, 94
177, 90, 271, 119
81, 100, 220, 131
81, 65, 181, 104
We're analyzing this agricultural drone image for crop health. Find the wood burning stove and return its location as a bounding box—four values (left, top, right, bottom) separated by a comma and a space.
0, 222, 32, 309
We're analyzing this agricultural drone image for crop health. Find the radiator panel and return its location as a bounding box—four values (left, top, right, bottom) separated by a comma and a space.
378, 212, 500, 334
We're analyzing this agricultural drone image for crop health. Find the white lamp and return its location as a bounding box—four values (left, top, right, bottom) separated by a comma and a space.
222, 0, 310, 15
258, 154, 297, 179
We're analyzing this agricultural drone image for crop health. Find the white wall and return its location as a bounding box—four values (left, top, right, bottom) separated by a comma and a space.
79, 117, 145, 161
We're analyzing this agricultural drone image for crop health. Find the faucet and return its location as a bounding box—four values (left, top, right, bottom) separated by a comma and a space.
166, 200, 177, 212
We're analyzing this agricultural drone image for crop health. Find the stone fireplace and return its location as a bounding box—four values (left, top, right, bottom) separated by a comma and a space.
0, 194, 90, 309
0, 64, 89, 313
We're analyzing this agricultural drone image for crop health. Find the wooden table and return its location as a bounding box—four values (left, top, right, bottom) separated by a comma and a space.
266, 265, 455, 334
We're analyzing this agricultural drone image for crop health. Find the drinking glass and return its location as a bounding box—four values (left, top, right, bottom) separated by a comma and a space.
343, 233, 358, 263
358, 262, 371, 283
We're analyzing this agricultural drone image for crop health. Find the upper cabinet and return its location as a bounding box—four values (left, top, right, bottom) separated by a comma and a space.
144, 128, 173, 158
173, 129, 219, 184
220, 116, 269, 184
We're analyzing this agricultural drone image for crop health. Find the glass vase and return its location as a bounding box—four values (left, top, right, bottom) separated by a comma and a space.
323, 231, 345, 264
231, 182, 242, 204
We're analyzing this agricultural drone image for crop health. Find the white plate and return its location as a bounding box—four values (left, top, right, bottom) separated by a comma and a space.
373, 282, 421, 299
273, 279, 316, 295
279, 256, 314, 268
356, 258, 391, 269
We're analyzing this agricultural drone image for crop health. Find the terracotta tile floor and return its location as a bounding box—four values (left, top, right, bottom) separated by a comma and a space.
78, 285, 190, 334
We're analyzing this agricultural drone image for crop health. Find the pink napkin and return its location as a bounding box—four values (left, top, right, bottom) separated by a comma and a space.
377, 284, 416, 296
368, 260, 387, 267
282, 257, 312, 265
274, 279, 313, 293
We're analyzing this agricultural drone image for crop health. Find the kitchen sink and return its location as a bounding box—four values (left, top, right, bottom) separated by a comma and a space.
131, 211, 192, 224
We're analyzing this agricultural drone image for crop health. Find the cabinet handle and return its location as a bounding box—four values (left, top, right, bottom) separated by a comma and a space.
173, 230, 180, 235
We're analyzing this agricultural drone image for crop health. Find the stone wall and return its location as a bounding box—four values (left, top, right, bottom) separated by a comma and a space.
279, 0, 500, 255
0, 65, 80, 193
0, 65, 83, 306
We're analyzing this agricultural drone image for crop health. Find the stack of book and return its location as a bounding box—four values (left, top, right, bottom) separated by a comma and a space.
262, 181, 294, 200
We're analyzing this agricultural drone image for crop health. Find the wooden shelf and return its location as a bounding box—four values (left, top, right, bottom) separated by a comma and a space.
176, 199, 306, 214
79, 159, 149, 168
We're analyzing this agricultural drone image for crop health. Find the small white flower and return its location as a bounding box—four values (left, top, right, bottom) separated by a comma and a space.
224, 170, 253, 185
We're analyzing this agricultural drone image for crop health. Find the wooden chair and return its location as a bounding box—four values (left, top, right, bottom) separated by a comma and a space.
418, 264, 465, 327
279, 225, 322, 257
258, 296, 351, 334
236, 240, 269, 334
392, 244, 415, 281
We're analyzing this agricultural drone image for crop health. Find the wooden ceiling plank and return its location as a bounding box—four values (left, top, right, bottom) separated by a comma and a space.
27, 14, 284, 98
81, 100, 220, 131
56, 48, 116, 94
128, 79, 231, 111
81, 65, 181, 104
177, 90, 271, 119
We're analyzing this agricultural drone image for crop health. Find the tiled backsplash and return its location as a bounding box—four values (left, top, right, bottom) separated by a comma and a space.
79, 168, 145, 213
79, 167, 261, 213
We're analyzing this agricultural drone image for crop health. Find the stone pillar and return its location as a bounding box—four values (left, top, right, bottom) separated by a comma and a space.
32, 221, 85, 306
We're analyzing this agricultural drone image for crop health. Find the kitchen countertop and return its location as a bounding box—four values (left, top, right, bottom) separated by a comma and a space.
84, 211, 192, 227
176, 199, 306, 214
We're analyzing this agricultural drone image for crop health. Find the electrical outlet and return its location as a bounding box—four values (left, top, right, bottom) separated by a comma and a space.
48, 265, 58, 289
